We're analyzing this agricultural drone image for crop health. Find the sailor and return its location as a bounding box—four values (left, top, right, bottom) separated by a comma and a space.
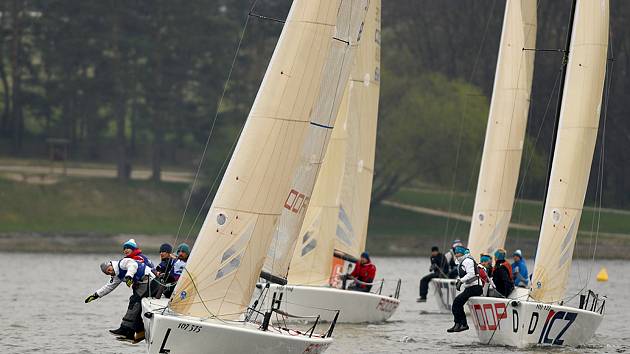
347, 251, 376, 292
445, 240, 463, 278
511, 249, 529, 288
122, 238, 155, 269
491, 248, 514, 297
152, 243, 179, 298
478, 254, 493, 295
479, 253, 492, 272
84, 258, 155, 341
172, 243, 190, 279
417, 246, 449, 302
447, 246, 483, 333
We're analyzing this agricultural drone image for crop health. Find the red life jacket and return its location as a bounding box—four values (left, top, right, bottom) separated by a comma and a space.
477, 264, 489, 285
497, 260, 513, 280
351, 261, 376, 288
126, 249, 147, 263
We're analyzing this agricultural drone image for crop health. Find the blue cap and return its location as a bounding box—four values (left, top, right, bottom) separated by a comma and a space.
454, 245, 467, 255
177, 243, 190, 254
494, 249, 506, 260
480, 255, 492, 263
123, 239, 137, 250
360, 251, 370, 260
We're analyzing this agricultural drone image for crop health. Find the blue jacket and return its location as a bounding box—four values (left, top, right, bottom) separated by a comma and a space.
156, 258, 179, 283
512, 258, 529, 287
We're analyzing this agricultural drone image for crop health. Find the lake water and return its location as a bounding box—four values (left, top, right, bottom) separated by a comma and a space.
1, 253, 628, 353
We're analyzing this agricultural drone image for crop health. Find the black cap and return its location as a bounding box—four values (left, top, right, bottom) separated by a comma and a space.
431, 246, 439, 252
159, 243, 173, 253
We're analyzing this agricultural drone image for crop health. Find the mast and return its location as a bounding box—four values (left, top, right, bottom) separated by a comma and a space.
530, 0, 609, 303
466, 0, 537, 259
539, 0, 577, 223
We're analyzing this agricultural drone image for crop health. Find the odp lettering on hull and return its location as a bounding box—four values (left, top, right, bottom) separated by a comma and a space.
376, 298, 398, 313
470, 302, 578, 346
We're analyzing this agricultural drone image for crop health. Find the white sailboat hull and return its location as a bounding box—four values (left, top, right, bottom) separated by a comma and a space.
467, 296, 603, 348
258, 284, 400, 323
142, 298, 333, 354
429, 278, 461, 314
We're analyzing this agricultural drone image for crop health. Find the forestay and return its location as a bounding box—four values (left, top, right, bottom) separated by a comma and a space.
169, 0, 358, 320
288, 0, 381, 286
262, 0, 369, 283
467, 0, 536, 259
530, 0, 608, 303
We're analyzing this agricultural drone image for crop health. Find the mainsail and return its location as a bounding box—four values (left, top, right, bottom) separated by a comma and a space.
530, 0, 608, 303
288, 0, 381, 286
467, 0, 536, 259
263, 0, 369, 282
169, 0, 363, 319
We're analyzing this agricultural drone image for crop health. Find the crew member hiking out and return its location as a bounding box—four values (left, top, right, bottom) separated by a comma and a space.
417, 246, 449, 302
84, 258, 155, 342
346, 251, 376, 292
446, 240, 464, 278
512, 249, 529, 288
490, 248, 514, 297
448, 246, 483, 333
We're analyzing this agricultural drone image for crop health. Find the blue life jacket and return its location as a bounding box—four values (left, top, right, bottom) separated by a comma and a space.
138, 254, 154, 269
512, 259, 529, 286
117, 259, 146, 283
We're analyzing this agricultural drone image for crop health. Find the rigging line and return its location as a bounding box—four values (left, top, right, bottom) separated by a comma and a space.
176, 267, 223, 321
589, 40, 615, 284
172, 0, 260, 247
441, 0, 497, 249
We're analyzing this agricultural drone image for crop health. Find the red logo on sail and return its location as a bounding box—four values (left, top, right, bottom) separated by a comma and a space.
284, 189, 310, 214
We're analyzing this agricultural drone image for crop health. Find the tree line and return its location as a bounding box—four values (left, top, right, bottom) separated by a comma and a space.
1, 0, 630, 208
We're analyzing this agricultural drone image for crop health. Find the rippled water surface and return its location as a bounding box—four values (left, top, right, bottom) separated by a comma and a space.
1, 253, 628, 353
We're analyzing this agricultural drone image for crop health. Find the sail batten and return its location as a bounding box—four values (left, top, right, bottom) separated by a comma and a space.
288, 0, 381, 286
169, 0, 364, 319
466, 0, 537, 259
530, 0, 609, 303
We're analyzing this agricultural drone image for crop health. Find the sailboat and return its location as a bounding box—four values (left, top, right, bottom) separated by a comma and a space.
140, 1, 368, 353
429, 0, 537, 313
468, 0, 608, 347
258, 0, 401, 324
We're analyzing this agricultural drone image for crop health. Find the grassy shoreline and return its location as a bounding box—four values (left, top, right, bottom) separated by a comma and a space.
2, 176, 629, 258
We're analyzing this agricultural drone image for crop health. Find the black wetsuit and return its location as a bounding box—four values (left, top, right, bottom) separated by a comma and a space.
419, 252, 448, 298
492, 259, 514, 298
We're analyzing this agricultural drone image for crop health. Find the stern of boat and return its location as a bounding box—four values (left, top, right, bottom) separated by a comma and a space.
467, 292, 605, 348
429, 278, 459, 313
